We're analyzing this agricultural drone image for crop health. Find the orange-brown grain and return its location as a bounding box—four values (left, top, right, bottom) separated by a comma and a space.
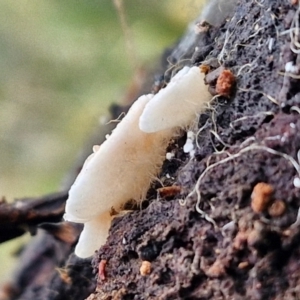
216, 69, 235, 96
251, 182, 273, 213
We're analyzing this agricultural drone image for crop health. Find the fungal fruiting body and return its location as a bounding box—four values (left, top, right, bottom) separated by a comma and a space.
139, 66, 212, 133
65, 65, 212, 258
74, 212, 112, 258
64, 94, 173, 257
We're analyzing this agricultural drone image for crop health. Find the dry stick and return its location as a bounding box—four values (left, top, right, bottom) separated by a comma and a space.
113, 0, 138, 72
0, 191, 68, 225
0, 191, 68, 243
180, 144, 300, 227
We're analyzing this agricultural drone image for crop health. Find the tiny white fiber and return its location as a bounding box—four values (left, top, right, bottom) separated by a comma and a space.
139, 66, 212, 133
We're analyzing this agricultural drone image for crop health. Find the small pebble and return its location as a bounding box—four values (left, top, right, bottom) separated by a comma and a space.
140, 261, 151, 276
166, 152, 174, 160
293, 177, 300, 188
183, 139, 194, 153
238, 261, 249, 269
251, 182, 273, 213
268, 200, 286, 217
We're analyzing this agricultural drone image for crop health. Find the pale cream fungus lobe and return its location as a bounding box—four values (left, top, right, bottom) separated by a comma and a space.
64, 65, 212, 258
64, 94, 173, 257
139, 66, 212, 133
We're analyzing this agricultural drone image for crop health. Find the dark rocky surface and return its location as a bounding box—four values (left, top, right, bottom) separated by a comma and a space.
90, 0, 300, 299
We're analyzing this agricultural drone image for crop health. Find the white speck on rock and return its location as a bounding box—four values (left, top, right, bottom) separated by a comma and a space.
293, 177, 300, 188
183, 139, 194, 153
166, 152, 175, 160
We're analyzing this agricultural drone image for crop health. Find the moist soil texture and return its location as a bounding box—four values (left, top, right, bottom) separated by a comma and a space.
89, 0, 300, 299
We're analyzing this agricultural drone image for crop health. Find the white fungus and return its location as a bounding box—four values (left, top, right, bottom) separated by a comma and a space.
74, 212, 112, 258
139, 66, 212, 133
65, 64, 213, 258
92, 145, 100, 152
64, 94, 173, 257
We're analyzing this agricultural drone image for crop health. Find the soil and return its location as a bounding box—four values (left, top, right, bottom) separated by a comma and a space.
90, 0, 300, 299
3, 0, 300, 299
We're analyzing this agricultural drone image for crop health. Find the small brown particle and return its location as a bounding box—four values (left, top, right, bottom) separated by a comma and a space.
247, 222, 265, 248
268, 200, 286, 217
238, 261, 249, 269
110, 206, 118, 216
56, 268, 72, 285
157, 185, 181, 199
206, 260, 225, 278
199, 64, 210, 74
214, 248, 221, 254
194, 21, 210, 34
233, 231, 249, 250
282, 229, 292, 237
140, 261, 151, 276
247, 230, 260, 248
109, 288, 127, 299
0, 196, 7, 204
205, 66, 224, 84
98, 260, 107, 281
251, 182, 274, 213
256, 283, 262, 289
0, 283, 17, 299
152, 79, 166, 94
216, 69, 235, 97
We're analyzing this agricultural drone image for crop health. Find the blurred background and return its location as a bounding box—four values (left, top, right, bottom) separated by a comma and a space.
0, 0, 203, 282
